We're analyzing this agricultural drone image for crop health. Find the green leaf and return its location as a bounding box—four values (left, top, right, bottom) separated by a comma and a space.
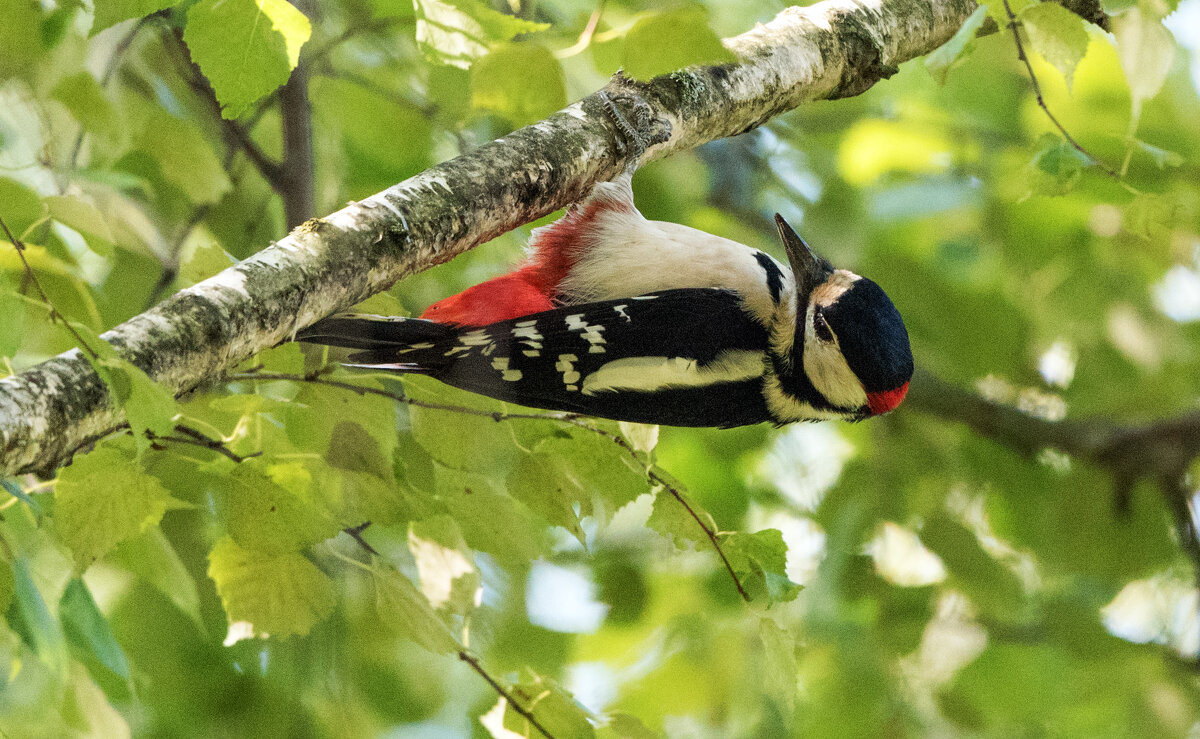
1112, 7, 1175, 130
60, 578, 130, 679
50, 72, 118, 142
54, 445, 187, 569
470, 43, 566, 127
412, 0, 549, 69
0, 177, 46, 237
1124, 191, 1176, 240
720, 529, 802, 605
208, 535, 336, 640
647, 486, 713, 549
0, 289, 26, 360
224, 459, 341, 554
405, 376, 553, 474
436, 468, 547, 565
109, 527, 203, 626
505, 432, 648, 542
503, 669, 596, 739
91, 0, 179, 37
622, 7, 735, 81
9, 558, 67, 670
407, 516, 479, 616
136, 110, 232, 204
1020, 3, 1090, 87
924, 5, 989, 84
183, 0, 312, 119
44, 195, 115, 257
507, 452, 587, 543
0, 0, 43, 80
920, 513, 1024, 618
178, 239, 237, 286
0, 557, 13, 618
1028, 135, 1089, 196
759, 618, 798, 714
74, 323, 178, 455
372, 565, 459, 654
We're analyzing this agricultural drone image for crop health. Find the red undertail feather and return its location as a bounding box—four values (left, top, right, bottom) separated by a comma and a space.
866, 382, 909, 416
419, 268, 553, 326
420, 179, 637, 327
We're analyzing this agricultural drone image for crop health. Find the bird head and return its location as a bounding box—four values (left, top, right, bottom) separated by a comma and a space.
774, 214, 913, 419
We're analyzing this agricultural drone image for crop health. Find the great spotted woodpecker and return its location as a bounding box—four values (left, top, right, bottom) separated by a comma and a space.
297, 176, 913, 427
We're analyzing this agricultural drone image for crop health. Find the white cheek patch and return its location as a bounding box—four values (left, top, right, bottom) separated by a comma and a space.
802, 304, 867, 410
580, 350, 764, 396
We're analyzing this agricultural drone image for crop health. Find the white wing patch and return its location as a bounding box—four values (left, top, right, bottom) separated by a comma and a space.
556, 354, 581, 391
446, 328, 496, 357
581, 350, 764, 396
565, 314, 606, 353
612, 305, 631, 322
490, 357, 522, 381
512, 319, 543, 357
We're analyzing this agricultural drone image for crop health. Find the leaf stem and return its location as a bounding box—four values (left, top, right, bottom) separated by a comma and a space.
0, 216, 100, 359
458, 651, 557, 739
1001, 0, 1122, 181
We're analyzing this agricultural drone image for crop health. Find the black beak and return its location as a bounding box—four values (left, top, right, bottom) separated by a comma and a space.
774, 214, 833, 297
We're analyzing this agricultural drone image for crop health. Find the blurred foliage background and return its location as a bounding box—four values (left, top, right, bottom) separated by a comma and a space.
2, 0, 1200, 736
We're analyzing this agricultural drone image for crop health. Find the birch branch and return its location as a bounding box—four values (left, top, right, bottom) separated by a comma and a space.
0, 0, 1050, 475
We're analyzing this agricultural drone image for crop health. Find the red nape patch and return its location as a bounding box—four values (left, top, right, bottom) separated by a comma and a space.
867, 382, 909, 416
420, 268, 554, 326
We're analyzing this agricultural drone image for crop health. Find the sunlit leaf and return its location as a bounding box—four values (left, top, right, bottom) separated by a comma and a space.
372, 565, 460, 654
0, 0, 43, 79
470, 43, 566, 127
925, 5, 989, 84
503, 669, 596, 738
412, 0, 548, 69
74, 323, 178, 455
1112, 8, 1175, 130
183, 0, 312, 118
55, 445, 187, 569
91, 0, 179, 37
224, 459, 342, 554
208, 535, 336, 639
622, 7, 735, 80
720, 529, 802, 605
1021, 3, 1090, 87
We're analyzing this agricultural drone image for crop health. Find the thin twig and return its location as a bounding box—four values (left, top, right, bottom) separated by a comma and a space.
228, 370, 752, 600
1001, 0, 1121, 180
0, 216, 100, 358
554, 0, 606, 59
343, 521, 380, 556
65, 17, 150, 177
152, 423, 261, 463
458, 651, 557, 739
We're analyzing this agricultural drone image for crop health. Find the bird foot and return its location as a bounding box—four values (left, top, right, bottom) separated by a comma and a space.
596, 81, 671, 166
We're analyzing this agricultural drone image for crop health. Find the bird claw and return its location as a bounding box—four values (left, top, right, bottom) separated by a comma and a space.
597, 85, 670, 165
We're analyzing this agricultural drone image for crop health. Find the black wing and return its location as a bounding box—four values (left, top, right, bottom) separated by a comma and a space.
324, 288, 774, 428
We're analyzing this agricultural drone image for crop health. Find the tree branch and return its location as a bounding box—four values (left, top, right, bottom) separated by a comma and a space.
0, 0, 1094, 475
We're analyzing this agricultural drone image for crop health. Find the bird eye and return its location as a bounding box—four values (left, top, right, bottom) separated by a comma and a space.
813, 311, 834, 343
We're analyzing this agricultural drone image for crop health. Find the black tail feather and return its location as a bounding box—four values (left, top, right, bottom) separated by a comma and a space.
297, 314, 458, 371
297, 314, 453, 351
